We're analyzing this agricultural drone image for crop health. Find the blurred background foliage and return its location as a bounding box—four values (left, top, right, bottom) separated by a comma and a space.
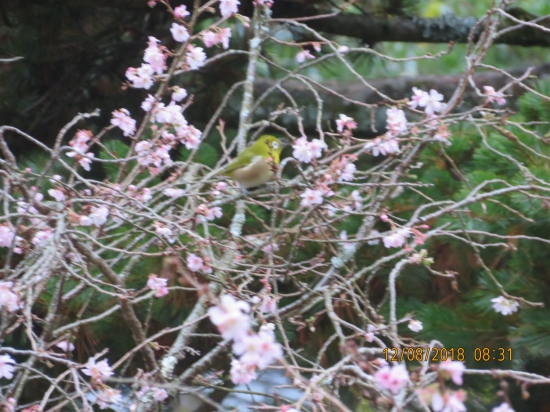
2, 0, 550, 410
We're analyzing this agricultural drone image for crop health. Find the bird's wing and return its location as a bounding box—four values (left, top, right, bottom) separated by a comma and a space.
217, 151, 256, 176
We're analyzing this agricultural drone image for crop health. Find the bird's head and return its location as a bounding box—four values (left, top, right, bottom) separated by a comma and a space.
250, 135, 287, 163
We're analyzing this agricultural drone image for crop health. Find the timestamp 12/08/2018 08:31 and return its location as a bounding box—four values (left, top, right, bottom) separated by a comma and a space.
383, 347, 513, 363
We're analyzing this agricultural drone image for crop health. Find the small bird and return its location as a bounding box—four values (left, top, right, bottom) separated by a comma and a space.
218, 135, 286, 191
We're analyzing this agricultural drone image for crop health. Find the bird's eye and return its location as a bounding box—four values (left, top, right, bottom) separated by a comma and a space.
272, 141, 279, 150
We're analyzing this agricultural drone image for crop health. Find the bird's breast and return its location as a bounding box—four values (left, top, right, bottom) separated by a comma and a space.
229, 156, 273, 189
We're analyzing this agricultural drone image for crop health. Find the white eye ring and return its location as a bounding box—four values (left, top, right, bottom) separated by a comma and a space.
272, 141, 279, 149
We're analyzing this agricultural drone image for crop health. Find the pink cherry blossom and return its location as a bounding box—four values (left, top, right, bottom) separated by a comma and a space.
338, 162, 356, 182
213, 182, 228, 195
111, 109, 136, 137
374, 364, 409, 395
136, 140, 153, 167
218, 28, 232, 49
138, 188, 152, 203
137, 62, 154, 78
230, 359, 257, 384
151, 145, 173, 169
296, 49, 315, 63
126, 64, 154, 89
386, 107, 407, 136
155, 103, 186, 126
383, 228, 411, 248
186, 45, 206, 70
55, 341, 75, 352
252, 295, 277, 313
201, 206, 222, 221
364, 324, 376, 342
439, 360, 466, 385
154, 223, 174, 243
408, 87, 426, 109
491, 296, 519, 315
187, 253, 204, 272
0, 355, 16, 380
300, 189, 324, 207
232, 328, 283, 369
48, 189, 65, 202
147, 274, 169, 298
31, 228, 54, 247
170, 23, 190, 42
78, 154, 95, 171
87, 206, 109, 227
492, 403, 515, 412
408, 320, 423, 332
174, 5, 190, 19
69, 130, 92, 153
208, 294, 251, 341
309, 138, 327, 158
151, 387, 168, 402
483, 85, 506, 105
350, 190, 362, 209
319, 183, 334, 198
163, 188, 185, 198
420, 89, 445, 116
4, 398, 15, 412
176, 124, 202, 150
431, 390, 467, 412
433, 124, 452, 145
82, 357, 113, 382
336, 114, 357, 133
0, 282, 21, 312
171, 87, 188, 102
0, 226, 17, 248
407, 87, 427, 109
292, 137, 315, 163
141, 94, 156, 111
220, 0, 240, 18
95, 388, 121, 409
203, 31, 219, 48
364, 136, 400, 157
258, 296, 279, 313
144, 37, 166, 74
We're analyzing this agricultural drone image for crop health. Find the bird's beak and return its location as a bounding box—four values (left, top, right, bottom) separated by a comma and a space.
279, 138, 291, 147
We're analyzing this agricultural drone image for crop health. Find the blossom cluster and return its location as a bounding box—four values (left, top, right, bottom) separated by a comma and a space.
408, 87, 446, 115
374, 363, 409, 394
0, 225, 22, 253
208, 294, 283, 384
67, 129, 96, 170
292, 136, 327, 163
416, 361, 467, 411
147, 274, 169, 297
82, 357, 113, 383
364, 107, 405, 157
0, 282, 21, 313
203, 28, 232, 49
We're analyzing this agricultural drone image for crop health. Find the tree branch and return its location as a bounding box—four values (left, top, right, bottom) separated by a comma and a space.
71, 238, 159, 372
276, 9, 550, 47
251, 63, 550, 136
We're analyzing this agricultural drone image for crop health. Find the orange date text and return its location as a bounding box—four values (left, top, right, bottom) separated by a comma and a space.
383, 347, 465, 362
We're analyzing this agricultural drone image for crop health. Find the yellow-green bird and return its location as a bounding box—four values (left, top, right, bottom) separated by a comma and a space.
218, 135, 286, 190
